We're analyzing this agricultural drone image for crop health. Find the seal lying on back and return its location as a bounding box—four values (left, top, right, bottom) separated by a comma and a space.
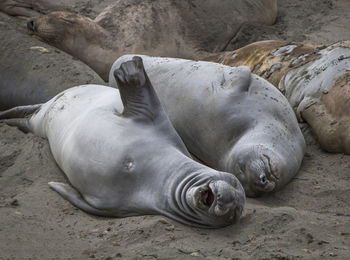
209, 40, 350, 154
110, 56, 306, 197
0, 57, 245, 228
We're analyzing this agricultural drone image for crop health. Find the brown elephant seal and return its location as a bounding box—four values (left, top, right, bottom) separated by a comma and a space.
24, 0, 277, 81
0, 57, 245, 228
208, 40, 350, 154
110, 55, 306, 197
0, 12, 104, 110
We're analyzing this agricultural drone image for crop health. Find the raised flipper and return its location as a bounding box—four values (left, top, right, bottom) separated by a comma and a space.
113, 56, 164, 122
0, 104, 41, 133
114, 56, 191, 156
48, 182, 116, 217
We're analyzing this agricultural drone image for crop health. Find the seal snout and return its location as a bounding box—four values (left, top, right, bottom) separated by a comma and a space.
233, 146, 285, 197
27, 20, 36, 32
209, 180, 245, 217
186, 177, 245, 224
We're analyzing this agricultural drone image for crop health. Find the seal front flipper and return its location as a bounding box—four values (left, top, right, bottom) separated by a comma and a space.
48, 182, 116, 217
113, 56, 163, 122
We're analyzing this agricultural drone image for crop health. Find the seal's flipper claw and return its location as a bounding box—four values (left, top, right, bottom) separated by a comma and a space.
114, 56, 164, 122
48, 182, 115, 217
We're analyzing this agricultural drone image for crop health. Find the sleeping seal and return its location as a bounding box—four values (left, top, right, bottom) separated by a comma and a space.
23, 0, 277, 81
110, 56, 306, 197
0, 57, 245, 228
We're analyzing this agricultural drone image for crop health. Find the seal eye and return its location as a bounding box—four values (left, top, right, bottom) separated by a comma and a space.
202, 188, 214, 207
27, 20, 36, 31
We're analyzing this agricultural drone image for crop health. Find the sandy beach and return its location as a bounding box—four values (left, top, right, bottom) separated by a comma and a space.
1, 0, 350, 259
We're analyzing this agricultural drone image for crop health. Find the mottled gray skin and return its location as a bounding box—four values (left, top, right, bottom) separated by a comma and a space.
0, 57, 245, 228
110, 56, 306, 197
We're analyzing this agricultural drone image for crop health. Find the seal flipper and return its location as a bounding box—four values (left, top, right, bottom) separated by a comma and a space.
113, 56, 163, 122
0, 104, 41, 119
48, 182, 116, 217
0, 104, 41, 133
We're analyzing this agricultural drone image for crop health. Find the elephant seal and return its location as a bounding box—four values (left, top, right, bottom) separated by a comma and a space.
0, 12, 104, 110
24, 0, 277, 81
0, 57, 245, 228
0, 0, 111, 17
208, 40, 350, 154
110, 56, 306, 197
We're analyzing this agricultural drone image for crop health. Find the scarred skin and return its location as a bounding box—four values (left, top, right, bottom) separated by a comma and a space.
0, 57, 245, 228
207, 40, 350, 154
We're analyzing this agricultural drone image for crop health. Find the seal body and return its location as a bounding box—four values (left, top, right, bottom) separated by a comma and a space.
210, 40, 350, 154
0, 57, 245, 228
110, 56, 306, 197
23, 0, 277, 81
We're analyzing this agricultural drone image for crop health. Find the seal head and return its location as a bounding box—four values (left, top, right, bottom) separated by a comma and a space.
229, 146, 285, 197
182, 172, 245, 226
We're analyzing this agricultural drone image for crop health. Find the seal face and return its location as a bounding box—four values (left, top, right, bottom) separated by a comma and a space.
110, 56, 306, 197
0, 57, 245, 228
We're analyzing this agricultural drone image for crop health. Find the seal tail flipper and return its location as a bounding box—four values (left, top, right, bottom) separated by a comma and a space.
0, 104, 41, 119
48, 182, 116, 217
0, 104, 41, 133
113, 56, 163, 122
2, 118, 31, 133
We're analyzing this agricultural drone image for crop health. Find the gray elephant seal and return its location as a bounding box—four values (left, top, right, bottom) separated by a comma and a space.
0, 57, 245, 228
110, 56, 306, 197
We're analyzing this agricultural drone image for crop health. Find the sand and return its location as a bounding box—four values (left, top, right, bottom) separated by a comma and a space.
1, 0, 350, 259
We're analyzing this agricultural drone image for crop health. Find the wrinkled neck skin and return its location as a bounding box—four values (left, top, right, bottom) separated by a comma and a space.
153, 153, 228, 228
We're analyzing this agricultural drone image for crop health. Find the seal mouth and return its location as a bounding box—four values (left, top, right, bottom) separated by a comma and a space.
262, 154, 279, 182
190, 184, 217, 211
201, 187, 215, 207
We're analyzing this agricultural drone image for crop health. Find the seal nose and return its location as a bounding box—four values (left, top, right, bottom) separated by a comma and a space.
27, 20, 36, 32
210, 180, 245, 217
